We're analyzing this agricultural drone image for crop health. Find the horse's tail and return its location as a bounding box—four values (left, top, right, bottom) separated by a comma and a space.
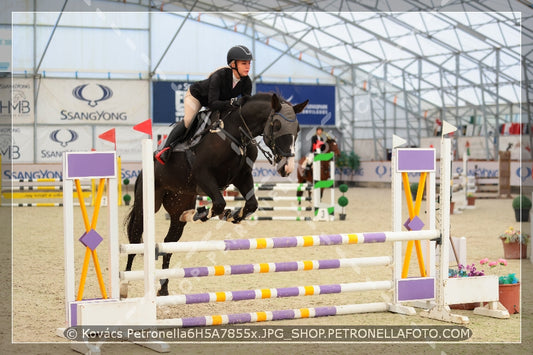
125, 172, 143, 244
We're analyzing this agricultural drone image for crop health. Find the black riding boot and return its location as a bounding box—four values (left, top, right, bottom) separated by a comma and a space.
155, 121, 187, 165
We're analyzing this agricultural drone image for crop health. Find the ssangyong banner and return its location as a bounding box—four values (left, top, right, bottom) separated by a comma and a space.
0, 77, 34, 124
152, 81, 191, 124
36, 126, 93, 163
37, 79, 149, 125
256, 83, 335, 126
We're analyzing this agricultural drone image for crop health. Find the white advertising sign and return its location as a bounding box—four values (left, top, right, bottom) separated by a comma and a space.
0, 77, 34, 124
37, 79, 149, 125
36, 126, 93, 163
2, 125, 33, 163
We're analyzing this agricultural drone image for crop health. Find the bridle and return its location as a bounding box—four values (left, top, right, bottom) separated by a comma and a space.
261, 104, 299, 162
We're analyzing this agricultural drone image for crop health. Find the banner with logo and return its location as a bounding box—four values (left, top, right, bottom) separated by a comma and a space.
2, 126, 33, 162
36, 126, 93, 163
256, 83, 335, 126
0, 77, 34, 124
37, 79, 149, 125
152, 81, 192, 124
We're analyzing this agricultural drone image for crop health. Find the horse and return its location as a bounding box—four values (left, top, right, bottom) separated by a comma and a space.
296, 136, 341, 201
124, 92, 308, 297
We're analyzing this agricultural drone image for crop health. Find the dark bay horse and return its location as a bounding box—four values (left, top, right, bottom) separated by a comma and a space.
297, 136, 341, 200
124, 93, 308, 296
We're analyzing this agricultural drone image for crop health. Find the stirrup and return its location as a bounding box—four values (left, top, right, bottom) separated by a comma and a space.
155, 147, 171, 165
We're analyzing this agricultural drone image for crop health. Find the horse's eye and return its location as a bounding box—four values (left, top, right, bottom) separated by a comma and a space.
272, 119, 282, 132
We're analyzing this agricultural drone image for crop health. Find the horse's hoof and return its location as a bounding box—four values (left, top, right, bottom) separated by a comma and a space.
120, 282, 129, 299
157, 289, 169, 297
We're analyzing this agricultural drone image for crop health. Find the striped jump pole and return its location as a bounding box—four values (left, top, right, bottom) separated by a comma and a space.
120, 230, 440, 255
120, 256, 392, 281
154, 280, 393, 306
159, 303, 390, 327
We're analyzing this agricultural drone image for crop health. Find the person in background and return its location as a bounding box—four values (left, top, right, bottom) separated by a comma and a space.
155, 45, 253, 164
302, 126, 325, 172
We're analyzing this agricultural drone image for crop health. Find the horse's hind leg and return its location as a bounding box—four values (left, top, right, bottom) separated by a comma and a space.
158, 193, 196, 296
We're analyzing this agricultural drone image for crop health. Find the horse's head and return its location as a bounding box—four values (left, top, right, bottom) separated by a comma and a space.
263, 94, 308, 177
324, 134, 341, 157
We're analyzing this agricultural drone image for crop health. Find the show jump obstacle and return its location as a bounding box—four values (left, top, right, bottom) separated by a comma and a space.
59, 127, 508, 342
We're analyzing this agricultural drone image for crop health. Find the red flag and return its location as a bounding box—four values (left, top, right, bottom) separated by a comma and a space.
133, 119, 152, 138
98, 128, 116, 150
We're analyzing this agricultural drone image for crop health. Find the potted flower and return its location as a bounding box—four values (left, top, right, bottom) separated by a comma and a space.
448, 258, 519, 314
499, 227, 530, 259
512, 194, 531, 222
123, 194, 131, 206
467, 192, 476, 206
480, 258, 520, 314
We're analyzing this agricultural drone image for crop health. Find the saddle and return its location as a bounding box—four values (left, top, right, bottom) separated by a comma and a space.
168, 110, 221, 152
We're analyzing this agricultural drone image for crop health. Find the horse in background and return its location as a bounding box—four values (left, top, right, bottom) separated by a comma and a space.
296, 135, 341, 201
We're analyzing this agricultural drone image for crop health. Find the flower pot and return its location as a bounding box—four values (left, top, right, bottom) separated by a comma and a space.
501, 239, 527, 259
499, 283, 520, 314
467, 196, 475, 206
339, 213, 346, 221
449, 302, 480, 310
514, 208, 530, 222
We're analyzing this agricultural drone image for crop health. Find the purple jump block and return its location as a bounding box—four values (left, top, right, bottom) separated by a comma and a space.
397, 149, 435, 172
404, 216, 425, 231
65, 152, 116, 179
78, 229, 103, 251
397, 278, 435, 301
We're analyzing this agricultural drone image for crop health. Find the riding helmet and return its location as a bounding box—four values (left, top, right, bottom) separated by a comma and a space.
227, 45, 253, 64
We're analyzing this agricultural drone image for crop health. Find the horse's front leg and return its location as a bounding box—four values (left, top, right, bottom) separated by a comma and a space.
221, 174, 258, 223
180, 178, 226, 223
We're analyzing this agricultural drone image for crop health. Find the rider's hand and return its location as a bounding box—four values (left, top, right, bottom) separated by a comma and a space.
230, 97, 242, 107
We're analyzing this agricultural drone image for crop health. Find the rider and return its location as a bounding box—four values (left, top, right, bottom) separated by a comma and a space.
302, 127, 325, 172
155, 45, 253, 164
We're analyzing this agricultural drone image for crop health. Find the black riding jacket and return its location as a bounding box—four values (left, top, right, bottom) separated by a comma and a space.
189, 67, 252, 112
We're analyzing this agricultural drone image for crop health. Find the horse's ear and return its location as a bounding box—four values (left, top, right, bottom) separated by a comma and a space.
271, 93, 282, 112
292, 99, 309, 114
